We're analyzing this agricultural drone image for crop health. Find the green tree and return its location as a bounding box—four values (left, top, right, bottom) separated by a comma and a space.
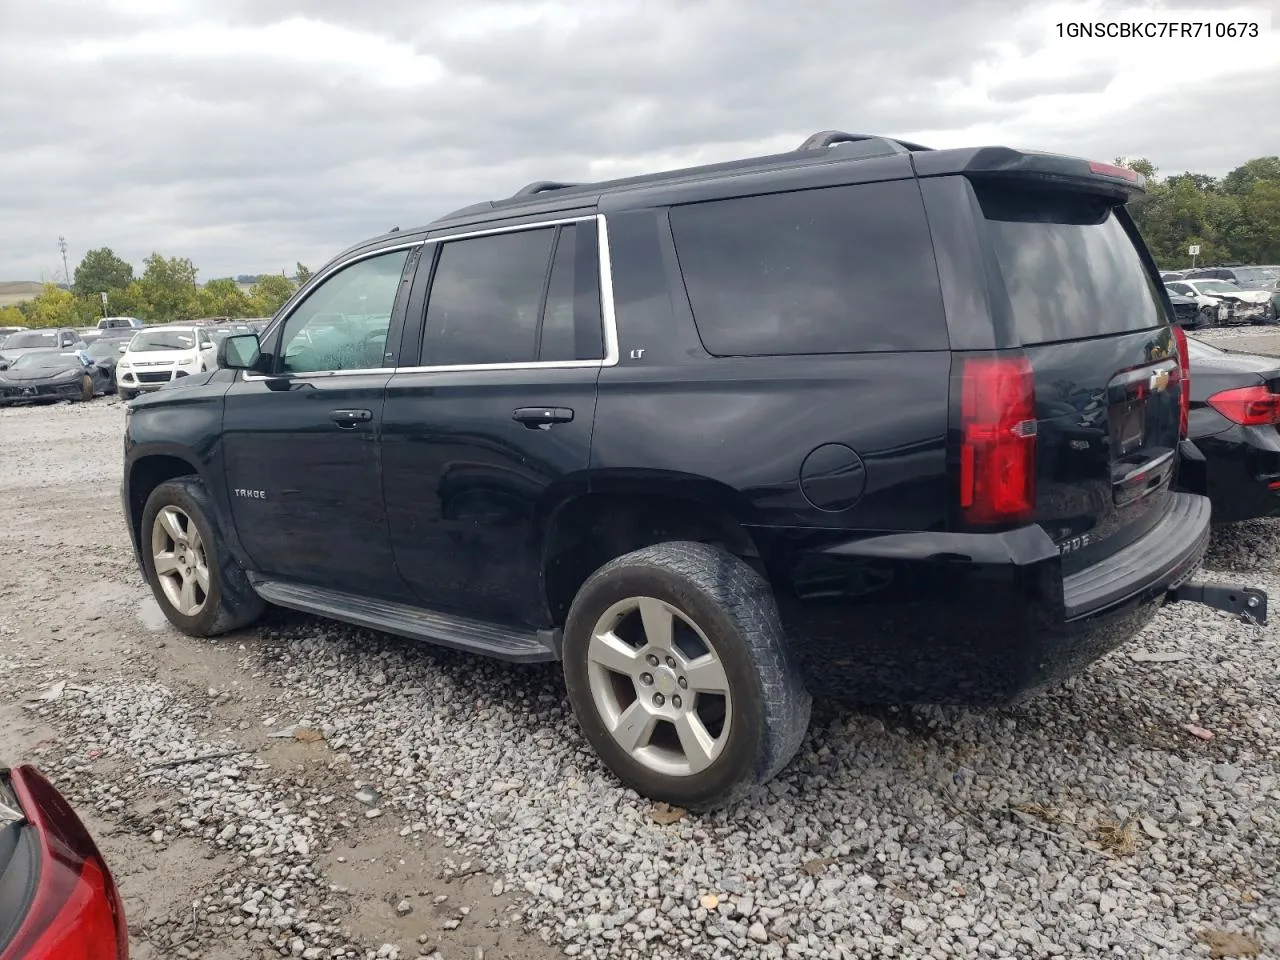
138, 253, 199, 322
0, 305, 25, 327
1221, 157, 1280, 196
72, 247, 134, 297
249, 275, 296, 317
296, 263, 313, 285
195, 278, 252, 318
25, 284, 81, 328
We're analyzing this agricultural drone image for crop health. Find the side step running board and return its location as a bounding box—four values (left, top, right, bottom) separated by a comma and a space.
248, 575, 561, 663
1167, 581, 1268, 626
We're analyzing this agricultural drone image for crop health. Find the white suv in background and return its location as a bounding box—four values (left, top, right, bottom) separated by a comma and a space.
116, 325, 218, 400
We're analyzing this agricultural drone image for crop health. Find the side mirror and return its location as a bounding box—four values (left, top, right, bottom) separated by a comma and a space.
118, 344, 128, 354
0, 362, 8, 371
218, 333, 261, 370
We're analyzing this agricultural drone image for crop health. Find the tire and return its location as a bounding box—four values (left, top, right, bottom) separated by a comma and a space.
140, 476, 265, 637
562, 541, 810, 810
80, 375, 93, 402
1198, 306, 1217, 329
118, 387, 137, 401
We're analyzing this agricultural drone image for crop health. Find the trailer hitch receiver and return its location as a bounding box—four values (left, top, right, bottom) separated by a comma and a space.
1166, 582, 1268, 625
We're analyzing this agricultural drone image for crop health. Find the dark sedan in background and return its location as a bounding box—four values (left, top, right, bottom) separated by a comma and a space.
0, 350, 111, 405
1180, 337, 1280, 524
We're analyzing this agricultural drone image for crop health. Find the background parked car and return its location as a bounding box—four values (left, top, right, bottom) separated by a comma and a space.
1166, 278, 1275, 325
1184, 265, 1280, 292
1160, 269, 1189, 282
97, 316, 145, 330
83, 338, 125, 392
0, 349, 111, 404
0, 328, 86, 365
0, 763, 128, 959
1166, 291, 1203, 328
116, 324, 218, 401
1178, 336, 1280, 524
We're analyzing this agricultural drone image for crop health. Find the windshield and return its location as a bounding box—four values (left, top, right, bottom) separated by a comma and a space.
1195, 280, 1244, 295
10, 351, 83, 371
128, 329, 196, 352
86, 341, 121, 360
1232, 267, 1277, 282
2, 331, 59, 349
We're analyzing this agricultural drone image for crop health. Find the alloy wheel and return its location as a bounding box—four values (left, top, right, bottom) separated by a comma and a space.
150, 505, 210, 616
585, 596, 732, 777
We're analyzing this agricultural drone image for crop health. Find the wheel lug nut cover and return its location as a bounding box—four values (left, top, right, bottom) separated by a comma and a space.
653, 693, 665, 706
640, 672, 653, 685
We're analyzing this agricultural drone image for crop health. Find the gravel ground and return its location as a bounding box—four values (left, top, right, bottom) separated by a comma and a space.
2, 370, 1279, 959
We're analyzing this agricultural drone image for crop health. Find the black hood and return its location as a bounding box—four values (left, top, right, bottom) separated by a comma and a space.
0, 364, 83, 383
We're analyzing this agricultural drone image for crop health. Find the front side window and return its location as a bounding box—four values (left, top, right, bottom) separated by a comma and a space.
278, 249, 410, 373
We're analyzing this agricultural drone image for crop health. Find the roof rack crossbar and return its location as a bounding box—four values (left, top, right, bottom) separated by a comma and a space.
511, 180, 582, 199
797, 130, 932, 154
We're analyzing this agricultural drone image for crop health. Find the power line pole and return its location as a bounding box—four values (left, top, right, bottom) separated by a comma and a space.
58, 237, 70, 288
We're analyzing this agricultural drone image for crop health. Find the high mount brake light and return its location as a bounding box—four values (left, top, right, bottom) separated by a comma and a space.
1088, 160, 1140, 182
957, 355, 1037, 525
1208, 385, 1280, 426
0, 766, 127, 960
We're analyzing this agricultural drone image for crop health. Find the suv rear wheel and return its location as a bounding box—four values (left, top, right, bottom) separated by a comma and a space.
562, 541, 810, 809
141, 477, 265, 636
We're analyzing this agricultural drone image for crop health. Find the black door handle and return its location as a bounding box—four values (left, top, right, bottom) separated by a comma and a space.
330, 408, 372, 428
513, 407, 574, 429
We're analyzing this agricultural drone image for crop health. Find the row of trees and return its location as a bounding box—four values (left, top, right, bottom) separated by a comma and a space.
0, 249, 313, 330
1119, 156, 1280, 268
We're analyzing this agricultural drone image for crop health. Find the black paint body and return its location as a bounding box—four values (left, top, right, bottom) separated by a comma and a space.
123, 139, 1224, 706
1178, 338, 1280, 524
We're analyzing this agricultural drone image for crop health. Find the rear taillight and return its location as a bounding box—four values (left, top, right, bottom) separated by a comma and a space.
957, 355, 1037, 525
0, 767, 127, 960
1207, 385, 1280, 426
1171, 325, 1191, 438
1088, 160, 1140, 182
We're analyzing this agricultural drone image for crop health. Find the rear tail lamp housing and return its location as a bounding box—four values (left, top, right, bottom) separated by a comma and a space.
1207, 385, 1280, 426
954, 354, 1037, 526
0, 766, 127, 960
1170, 325, 1191, 438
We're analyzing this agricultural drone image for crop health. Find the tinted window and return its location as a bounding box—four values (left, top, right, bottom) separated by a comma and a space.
279, 249, 409, 373
978, 185, 1163, 344
538, 223, 604, 362
669, 180, 948, 356
421, 228, 556, 366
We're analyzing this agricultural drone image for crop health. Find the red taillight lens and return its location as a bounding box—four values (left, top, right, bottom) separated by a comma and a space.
0, 767, 127, 960
1170, 325, 1191, 438
958, 355, 1037, 525
1207, 385, 1280, 426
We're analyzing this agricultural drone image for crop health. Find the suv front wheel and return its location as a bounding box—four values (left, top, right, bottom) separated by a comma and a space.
562, 541, 811, 809
140, 477, 265, 636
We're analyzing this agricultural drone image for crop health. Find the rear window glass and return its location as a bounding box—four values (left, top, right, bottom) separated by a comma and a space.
669, 180, 948, 356
976, 184, 1164, 345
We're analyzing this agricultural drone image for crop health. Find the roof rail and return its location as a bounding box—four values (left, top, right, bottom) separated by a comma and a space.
511, 180, 582, 199
797, 130, 932, 154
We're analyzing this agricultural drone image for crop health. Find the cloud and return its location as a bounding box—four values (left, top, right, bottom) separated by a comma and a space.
0, 0, 1277, 279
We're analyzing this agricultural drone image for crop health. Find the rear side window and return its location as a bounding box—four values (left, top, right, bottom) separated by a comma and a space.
976, 184, 1164, 345
421, 222, 604, 366
669, 180, 948, 356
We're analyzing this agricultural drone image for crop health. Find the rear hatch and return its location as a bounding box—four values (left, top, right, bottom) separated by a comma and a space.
972, 178, 1182, 573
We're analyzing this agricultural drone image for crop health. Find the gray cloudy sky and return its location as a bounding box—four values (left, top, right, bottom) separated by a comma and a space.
1, 0, 1278, 281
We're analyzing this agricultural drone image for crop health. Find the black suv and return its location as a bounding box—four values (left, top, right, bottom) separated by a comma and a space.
121, 131, 1267, 809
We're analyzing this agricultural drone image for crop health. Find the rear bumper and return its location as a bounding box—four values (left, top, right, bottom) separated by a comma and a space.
759, 492, 1255, 706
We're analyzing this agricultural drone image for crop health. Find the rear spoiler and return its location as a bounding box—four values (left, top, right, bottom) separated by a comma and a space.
911, 147, 1146, 202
